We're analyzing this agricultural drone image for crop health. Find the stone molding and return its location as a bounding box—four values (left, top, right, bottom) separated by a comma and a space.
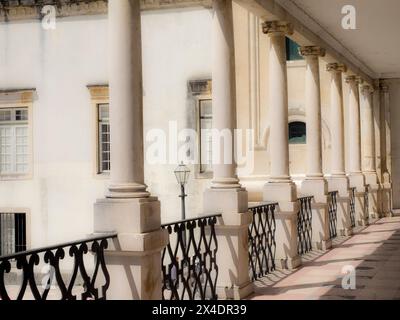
299, 46, 325, 57
262, 21, 294, 36
0, 0, 212, 22
326, 62, 347, 73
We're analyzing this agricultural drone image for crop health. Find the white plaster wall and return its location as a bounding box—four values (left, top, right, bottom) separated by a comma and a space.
0, 8, 214, 248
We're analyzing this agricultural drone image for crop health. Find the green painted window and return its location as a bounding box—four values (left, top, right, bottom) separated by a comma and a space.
286, 38, 303, 61
289, 122, 306, 144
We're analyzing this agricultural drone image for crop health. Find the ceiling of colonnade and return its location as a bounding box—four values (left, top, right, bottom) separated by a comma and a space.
277, 0, 400, 79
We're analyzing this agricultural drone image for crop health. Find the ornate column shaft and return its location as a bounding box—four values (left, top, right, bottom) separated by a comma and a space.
380, 82, 393, 216
361, 84, 376, 173
346, 76, 363, 175
346, 75, 368, 226
203, 0, 251, 299
361, 83, 380, 218
107, 0, 149, 198
94, 0, 167, 300
211, 0, 241, 189
299, 46, 330, 251
327, 63, 347, 176
326, 63, 352, 236
262, 21, 301, 269
300, 46, 326, 179
263, 21, 293, 182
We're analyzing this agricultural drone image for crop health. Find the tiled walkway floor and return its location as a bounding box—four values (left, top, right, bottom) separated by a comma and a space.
250, 216, 400, 300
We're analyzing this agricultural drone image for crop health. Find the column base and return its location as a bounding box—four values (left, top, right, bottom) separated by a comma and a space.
301, 179, 331, 251
94, 197, 161, 234
216, 281, 254, 300
348, 173, 368, 226
203, 188, 253, 298
327, 176, 353, 236
275, 255, 302, 270
264, 181, 300, 270
94, 196, 167, 300
364, 172, 380, 219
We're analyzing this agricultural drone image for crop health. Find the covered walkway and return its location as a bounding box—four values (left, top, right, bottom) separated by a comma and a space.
250, 217, 400, 300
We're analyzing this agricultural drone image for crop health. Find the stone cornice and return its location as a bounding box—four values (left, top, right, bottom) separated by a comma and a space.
0, 0, 212, 22
299, 46, 325, 57
326, 63, 347, 73
262, 21, 294, 36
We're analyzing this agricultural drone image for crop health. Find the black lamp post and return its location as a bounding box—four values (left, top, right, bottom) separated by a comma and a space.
174, 162, 190, 221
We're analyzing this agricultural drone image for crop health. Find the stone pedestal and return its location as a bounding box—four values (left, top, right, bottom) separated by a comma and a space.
94, 197, 168, 300
348, 173, 368, 226
203, 188, 253, 299
364, 172, 380, 219
327, 176, 353, 236
301, 179, 331, 250
264, 181, 301, 269
382, 172, 393, 217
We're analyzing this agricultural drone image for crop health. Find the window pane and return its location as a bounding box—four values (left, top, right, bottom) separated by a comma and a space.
0, 110, 12, 122
98, 104, 111, 173
199, 99, 213, 174
289, 122, 307, 144
286, 38, 303, 61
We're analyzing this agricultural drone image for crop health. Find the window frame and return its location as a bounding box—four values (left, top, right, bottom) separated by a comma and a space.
0, 90, 34, 181
88, 85, 110, 178
198, 98, 213, 176
0, 208, 31, 255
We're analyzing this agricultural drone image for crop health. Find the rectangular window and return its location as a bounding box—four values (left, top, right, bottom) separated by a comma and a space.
0, 108, 29, 175
199, 99, 213, 174
98, 104, 111, 173
286, 37, 304, 61
0, 212, 27, 256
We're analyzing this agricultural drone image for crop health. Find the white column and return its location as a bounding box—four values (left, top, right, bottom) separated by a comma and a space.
327, 63, 347, 177
361, 84, 376, 174
107, 0, 149, 198
299, 46, 326, 179
361, 83, 380, 218
203, 0, 252, 299
326, 63, 352, 236
380, 82, 393, 216
346, 76, 363, 175
211, 0, 241, 189
299, 46, 330, 251
262, 21, 300, 269
94, 0, 167, 300
264, 21, 292, 183
346, 75, 368, 226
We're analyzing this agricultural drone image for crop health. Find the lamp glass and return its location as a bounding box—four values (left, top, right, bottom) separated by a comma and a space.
174, 162, 190, 185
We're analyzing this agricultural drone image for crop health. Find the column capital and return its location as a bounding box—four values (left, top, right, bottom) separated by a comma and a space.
299, 46, 326, 57
380, 81, 389, 93
361, 83, 374, 94
326, 62, 347, 73
262, 21, 294, 36
345, 75, 362, 85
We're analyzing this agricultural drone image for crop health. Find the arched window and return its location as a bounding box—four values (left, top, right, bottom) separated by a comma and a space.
289, 122, 306, 144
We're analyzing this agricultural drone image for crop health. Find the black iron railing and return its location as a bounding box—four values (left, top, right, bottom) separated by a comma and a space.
248, 203, 277, 281
161, 214, 220, 300
297, 196, 313, 255
328, 191, 338, 239
0, 233, 117, 300
349, 187, 356, 228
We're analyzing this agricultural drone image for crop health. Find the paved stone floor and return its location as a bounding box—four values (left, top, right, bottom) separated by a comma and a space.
250, 216, 400, 300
